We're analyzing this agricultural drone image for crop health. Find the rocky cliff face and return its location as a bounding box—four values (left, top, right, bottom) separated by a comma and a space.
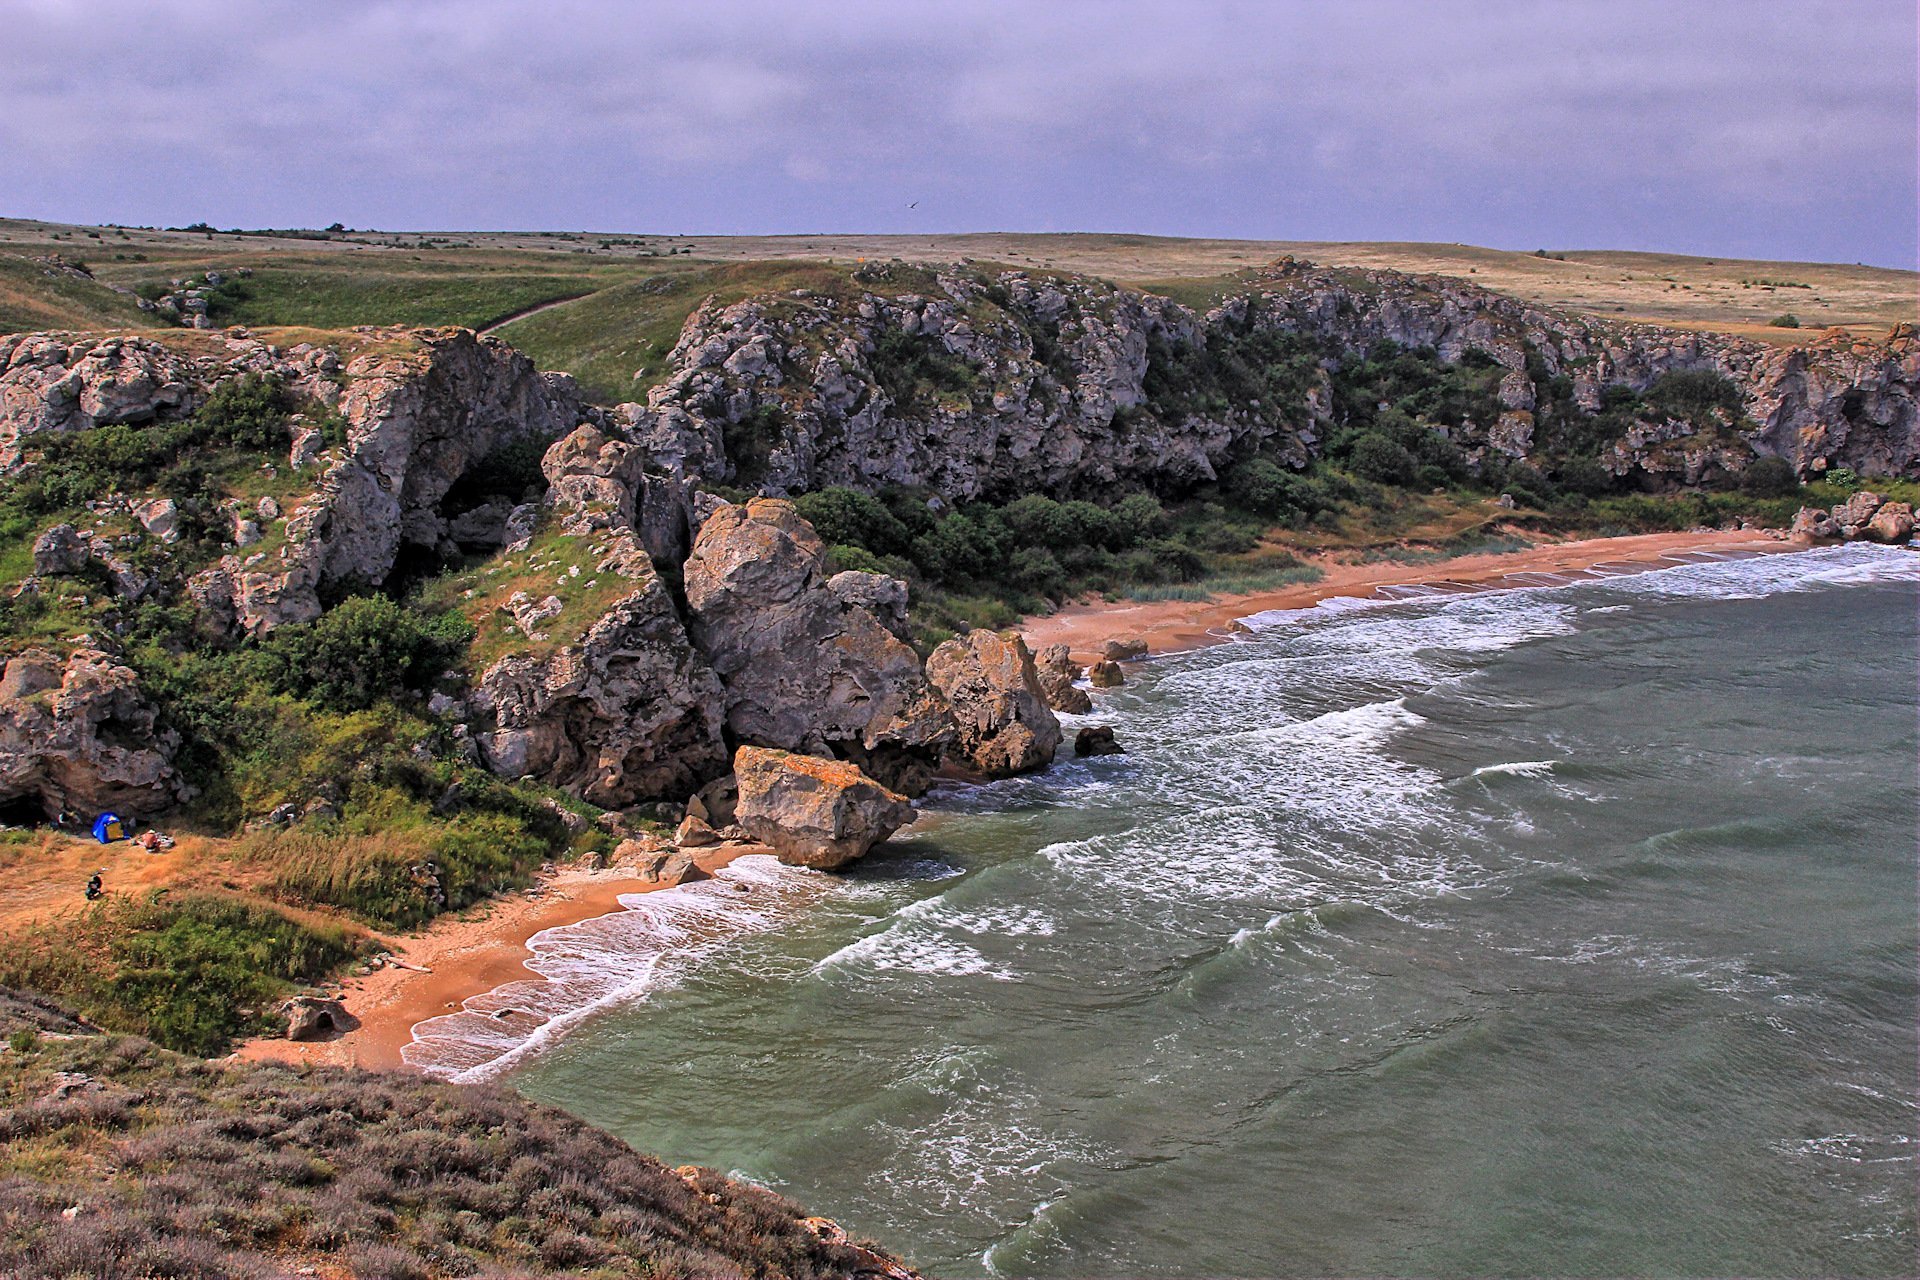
1219, 260, 1920, 482
606, 259, 1917, 497
191, 329, 587, 635
621, 264, 1256, 500
0, 648, 188, 820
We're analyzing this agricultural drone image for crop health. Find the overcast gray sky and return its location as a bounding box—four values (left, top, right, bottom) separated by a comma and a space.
2, 0, 1913, 265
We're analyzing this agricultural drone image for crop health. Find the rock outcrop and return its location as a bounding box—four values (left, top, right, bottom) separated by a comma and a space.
1087, 659, 1124, 688
191, 330, 588, 635
1790, 491, 1915, 544
0, 648, 187, 820
1074, 725, 1125, 757
1033, 642, 1092, 714
683, 499, 953, 794
923, 630, 1062, 777
733, 745, 916, 869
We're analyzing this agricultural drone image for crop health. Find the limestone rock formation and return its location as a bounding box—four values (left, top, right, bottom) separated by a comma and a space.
1791, 506, 1840, 540
1087, 659, 1124, 688
923, 630, 1062, 777
1102, 637, 1149, 661
0, 648, 187, 821
187, 329, 589, 635
733, 745, 916, 869
282, 996, 357, 1042
30, 523, 88, 577
684, 499, 953, 794
1034, 642, 1092, 714
470, 533, 727, 806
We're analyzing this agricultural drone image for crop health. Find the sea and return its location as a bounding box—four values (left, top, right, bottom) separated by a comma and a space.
408, 542, 1920, 1277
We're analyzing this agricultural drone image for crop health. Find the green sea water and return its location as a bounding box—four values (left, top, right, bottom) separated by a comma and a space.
413, 544, 1920, 1276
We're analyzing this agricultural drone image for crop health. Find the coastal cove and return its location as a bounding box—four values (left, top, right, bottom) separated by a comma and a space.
360, 541, 1916, 1275
237, 528, 1789, 1074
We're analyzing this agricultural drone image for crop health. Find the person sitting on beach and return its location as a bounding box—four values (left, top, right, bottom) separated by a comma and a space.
84, 873, 103, 901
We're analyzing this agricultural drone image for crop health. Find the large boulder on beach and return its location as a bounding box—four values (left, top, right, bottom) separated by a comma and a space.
924, 631, 1062, 777
1832, 490, 1885, 537
683, 499, 954, 794
733, 745, 916, 870
1034, 643, 1092, 714
1102, 637, 1149, 662
1087, 659, 1124, 688
1865, 501, 1914, 544
1790, 506, 1839, 540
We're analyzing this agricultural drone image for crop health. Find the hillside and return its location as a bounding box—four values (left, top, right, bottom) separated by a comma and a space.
0, 991, 918, 1279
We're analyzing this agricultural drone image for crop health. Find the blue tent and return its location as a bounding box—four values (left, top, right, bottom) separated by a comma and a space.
92, 813, 126, 843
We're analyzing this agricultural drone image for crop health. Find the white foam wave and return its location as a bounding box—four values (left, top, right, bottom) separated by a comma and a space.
1471, 759, 1559, 780
402, 855, 825, 1081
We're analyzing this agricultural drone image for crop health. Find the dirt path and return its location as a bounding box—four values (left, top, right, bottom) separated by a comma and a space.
477, 291, 593, 336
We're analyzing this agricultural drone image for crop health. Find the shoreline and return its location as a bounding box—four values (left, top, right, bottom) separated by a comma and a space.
1023, 528, 1793, 663
240, 526, 1794, 1077
235, 845, 749, 1072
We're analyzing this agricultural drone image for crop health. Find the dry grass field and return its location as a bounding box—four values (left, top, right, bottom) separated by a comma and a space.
3, 216, 1909, 342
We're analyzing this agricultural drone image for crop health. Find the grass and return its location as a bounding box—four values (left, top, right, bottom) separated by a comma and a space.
1116, 562, 1325, 602
0, 253, 161, 335
0, 1008, 913, 1278
417, 524, 648, 670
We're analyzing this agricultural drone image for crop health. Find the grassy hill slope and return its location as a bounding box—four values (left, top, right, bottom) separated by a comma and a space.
0, 253, 163, 335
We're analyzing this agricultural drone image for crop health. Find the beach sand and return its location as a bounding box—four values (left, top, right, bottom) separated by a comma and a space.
236, 845, 750, 1071
236, 527, 1795, 1075
1024, 529, 1791, 663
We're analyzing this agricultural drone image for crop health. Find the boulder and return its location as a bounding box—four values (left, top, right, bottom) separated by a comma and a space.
1087, 659, 1124, 688
827, 570, 911, 642
1074, 725, 1125, 757
131, 497, 180, 542
30, 524, 89, 576
686, 773, 738, 827
675, 814, 724, 848
924, 630, 1062, 777
282, 996, 357, 1042
1865, 501, 1914, 544
1033, 642, 1091, 714
624, 846, 709, 886
1832, 490, 1885, 536
733, 745, 916, 870
471, 532, 728, 806
0, 648, 187, 821
1790, 506, 1840, 540
1102, 637, 1149, 662
684, 499, 953, 794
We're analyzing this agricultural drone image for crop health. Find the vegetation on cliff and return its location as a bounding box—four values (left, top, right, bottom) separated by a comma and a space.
0, 993, 915, 1278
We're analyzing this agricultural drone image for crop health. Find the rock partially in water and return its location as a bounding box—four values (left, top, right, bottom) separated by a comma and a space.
1075, 725, 1125, 757
1866, 501, 1914, 544
1034, 642, 1092, 714
1087, 658, 1124, 688
1103, 636, 1149, 661
684, 499, 953, 795
733, 745, 916, 870
924, 630, 1061, 777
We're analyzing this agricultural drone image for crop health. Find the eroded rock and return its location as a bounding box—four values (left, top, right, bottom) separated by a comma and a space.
924, 630, 1061, 777
0, 648, 187, 821
684, 499, 953, 794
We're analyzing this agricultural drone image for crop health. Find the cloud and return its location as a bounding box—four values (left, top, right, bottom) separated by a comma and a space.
0, 0, 1911, 263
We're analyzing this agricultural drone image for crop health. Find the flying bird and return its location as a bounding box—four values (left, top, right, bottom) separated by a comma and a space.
907, 201, 918, 209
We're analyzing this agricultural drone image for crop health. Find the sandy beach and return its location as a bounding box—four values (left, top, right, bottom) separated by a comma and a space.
237, 845, 749, 1071
1024, 529, 1792, 663
235, 526, 1794, 1076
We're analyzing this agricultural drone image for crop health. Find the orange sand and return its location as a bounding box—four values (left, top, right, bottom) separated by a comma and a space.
1024, 529, 1790, 664
236, 846, 748, 1071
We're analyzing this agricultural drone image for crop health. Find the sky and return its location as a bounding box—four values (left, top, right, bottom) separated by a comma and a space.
1, 0, 1914, 266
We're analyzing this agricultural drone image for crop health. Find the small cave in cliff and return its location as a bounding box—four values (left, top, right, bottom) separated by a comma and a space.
0, 793, 49, 830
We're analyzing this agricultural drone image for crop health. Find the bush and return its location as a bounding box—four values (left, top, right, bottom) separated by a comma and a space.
1644, 369, 1744, 424
252, 595, 473, 712
1348, 433, 1419, 486
1741, 455, 1800, 497
1768, 313, 1801, 328
793, 487, 912, 557
196, 373, 291, 449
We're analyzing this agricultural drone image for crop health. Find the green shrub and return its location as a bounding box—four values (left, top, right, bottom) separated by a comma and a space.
793, 487, 913, 556
722, 403, 787, 486
197, 373, 292, 449
1768, 313, 1801, 328
1349, 433, 1419, 486
1741, 456, 1800, 497
1644, 369, 1744, 424
252, 595, 473, 712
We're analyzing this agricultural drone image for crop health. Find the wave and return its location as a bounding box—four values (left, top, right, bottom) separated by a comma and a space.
403, 855, 827, 1081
